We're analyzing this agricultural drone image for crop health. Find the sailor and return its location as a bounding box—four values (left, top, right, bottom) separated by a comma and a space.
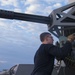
31, 32, 75, 75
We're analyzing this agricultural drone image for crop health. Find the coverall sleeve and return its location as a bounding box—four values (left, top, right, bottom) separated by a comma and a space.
48, 41, 72, 58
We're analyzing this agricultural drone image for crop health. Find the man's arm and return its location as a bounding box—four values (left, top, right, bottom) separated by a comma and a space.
49, 33, 75, 58
48, 41, 72, 58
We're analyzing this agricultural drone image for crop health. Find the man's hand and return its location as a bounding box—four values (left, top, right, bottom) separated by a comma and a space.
67, 33, 75, 42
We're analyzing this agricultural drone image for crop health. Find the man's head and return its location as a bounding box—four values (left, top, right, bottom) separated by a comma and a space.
40, 32, 54, 44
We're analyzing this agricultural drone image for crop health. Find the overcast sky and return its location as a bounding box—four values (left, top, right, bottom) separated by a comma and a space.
0, 0, 73, 70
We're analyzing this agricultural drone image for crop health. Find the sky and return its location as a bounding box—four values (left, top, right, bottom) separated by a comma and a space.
0, 0, 73, 70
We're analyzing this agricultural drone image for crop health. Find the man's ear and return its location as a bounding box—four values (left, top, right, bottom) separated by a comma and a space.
45, 37, 48, 41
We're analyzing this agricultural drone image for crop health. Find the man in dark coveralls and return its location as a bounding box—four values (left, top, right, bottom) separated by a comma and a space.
31, 32, 75, 75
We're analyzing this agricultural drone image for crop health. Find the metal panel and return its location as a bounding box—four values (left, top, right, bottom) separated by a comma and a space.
48, 2, 75, 37
15, 64, 34, 75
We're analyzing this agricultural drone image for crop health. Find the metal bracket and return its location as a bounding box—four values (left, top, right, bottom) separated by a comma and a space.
48, 2, 75, 38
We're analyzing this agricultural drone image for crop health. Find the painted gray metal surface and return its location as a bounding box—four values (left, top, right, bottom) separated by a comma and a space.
0, 64, 75, 75
48, 2, 75, 37
15, 64, 58, 75
58, 67, 75, 75
14, 64, 75, 75
15, 64, 34, 75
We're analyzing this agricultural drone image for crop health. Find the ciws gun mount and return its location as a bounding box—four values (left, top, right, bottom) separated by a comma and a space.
0, 2, 75, 75
0, 2, 75, 38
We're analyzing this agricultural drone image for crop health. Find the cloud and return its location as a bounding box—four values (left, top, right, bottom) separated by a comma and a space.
25, 4, 41, 14
0, 60, 7, 64
13, 8, 22, 12
0, 0, 19, 7
42, 6, 53, 15
25, 0, 38, 5
24, 1, 44, 15
0, 19, 45, 46
24, 0, 67, 16
44, 0, 66, 3
53, 3, 62, 8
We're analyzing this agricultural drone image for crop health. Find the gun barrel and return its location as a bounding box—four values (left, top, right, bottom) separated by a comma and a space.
0, 9, 51, 24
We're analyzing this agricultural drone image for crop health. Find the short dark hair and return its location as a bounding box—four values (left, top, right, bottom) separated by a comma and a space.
40, 32, 51, 42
